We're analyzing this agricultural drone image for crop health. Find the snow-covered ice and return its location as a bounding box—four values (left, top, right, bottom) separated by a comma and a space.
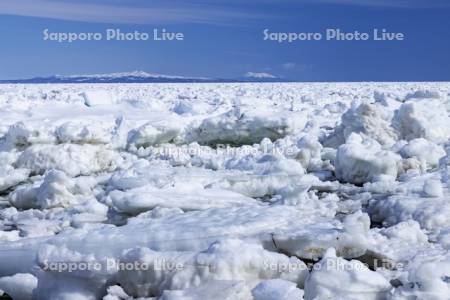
0, 82, 450, 299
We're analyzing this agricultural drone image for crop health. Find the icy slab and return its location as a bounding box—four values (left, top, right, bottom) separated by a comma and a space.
386, 249, 450, 299
185, 108, 306, 146
367, 220, 431, 265
368, 170, 450, 233
9, 170, 93, 209
399, 138, 446, 170
0, 151, 30, 192
325, 102, 398, 147
109, 183, 257, 214
252, 279, 304, 300
103, 285, 131, 300
16, 144, 121, 176
370, 193, 450, 233
0, 206, 370, 279
116, 240, 308, 297
82, 90, 116, 107
0, 167, 30, 192
159, 281, 252, 300
127, 122, 180, 148
0, 273, 37, 300
304, 248, 392, 300
335, 134, 401, 184
56, 121, 115, 145
393, 99, 450, 143
0, 122, 57, 151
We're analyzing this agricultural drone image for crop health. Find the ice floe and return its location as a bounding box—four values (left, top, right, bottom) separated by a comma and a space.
0, 82, 449, 299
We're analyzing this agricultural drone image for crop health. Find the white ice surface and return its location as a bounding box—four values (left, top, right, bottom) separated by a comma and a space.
0, 82, 449, 299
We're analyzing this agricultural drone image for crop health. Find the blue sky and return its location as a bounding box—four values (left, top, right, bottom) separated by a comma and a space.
0, 0, 449, 81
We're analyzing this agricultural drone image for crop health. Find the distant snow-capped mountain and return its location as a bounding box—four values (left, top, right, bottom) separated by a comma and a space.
58, 71, 210, 80
0, 71, 287, 83
244, 72, 278, 79
0, 71, 216, 83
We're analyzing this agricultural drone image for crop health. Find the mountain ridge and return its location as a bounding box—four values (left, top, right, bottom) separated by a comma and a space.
0, 71, 287, 83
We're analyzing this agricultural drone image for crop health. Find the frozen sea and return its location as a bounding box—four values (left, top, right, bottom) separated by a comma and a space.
0, 82, 450, 299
